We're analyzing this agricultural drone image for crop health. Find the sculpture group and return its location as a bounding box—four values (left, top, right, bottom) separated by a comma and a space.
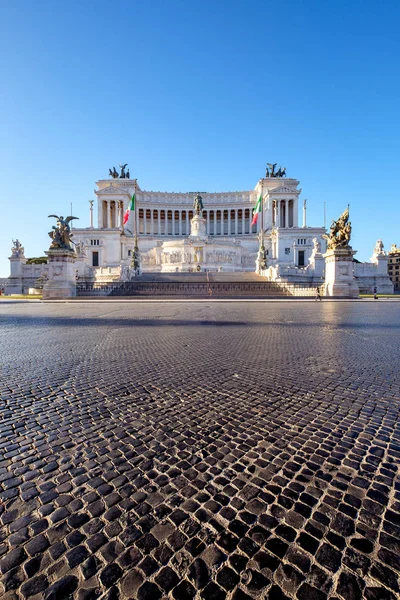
109, 164, 130, 179
48, 215, 79, 251
266, 163, 286, 178
323, 208, 352, 250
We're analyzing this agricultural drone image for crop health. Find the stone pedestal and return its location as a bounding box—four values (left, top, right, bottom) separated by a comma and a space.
42, 250, 77, 299
190, 214, 207, 239
323, 248, 359, 298
6, 257, 26, 294
308, 251, 325, 279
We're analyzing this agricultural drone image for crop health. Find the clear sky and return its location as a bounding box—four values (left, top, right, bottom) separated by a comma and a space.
1, 0, 399, 276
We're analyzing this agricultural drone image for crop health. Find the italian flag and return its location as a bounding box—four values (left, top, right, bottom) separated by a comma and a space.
123, 194, 135, 225
251, 194, 262, 226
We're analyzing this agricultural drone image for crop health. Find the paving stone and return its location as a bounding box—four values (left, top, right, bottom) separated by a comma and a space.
3, 566, 25, 592
20, 574, 48, 597
245, 570, 270, 592
216, 565, 240, 590
43, 575, 78, 599
86, 532, 108, 552
77, 588, 100, 600
315, 543, 342, 572
81, 555, 101, 580
137, 555, 158, 576
66, 545, 89, 568
202, 581, 227, 599
370, 562, 399, 592
336, 570, 365, 600
297, 583, 327, 600
23, 556, 42, 578
268, 586, 290, 600
136, 581, 162, 599
25, 534, 49, 556
275, 563, 306, 594
0, 548, 28, 574
121, 568, 143, 596
172, 580, 196, 599
187, 557, 209, 589
364, 587, 396, 600
155, 565, 180, 592
343, 547, 371, 575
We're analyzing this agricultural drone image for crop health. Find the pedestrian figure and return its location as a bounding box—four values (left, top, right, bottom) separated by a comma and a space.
315, 286, 321, 301
373, 286, 378, 300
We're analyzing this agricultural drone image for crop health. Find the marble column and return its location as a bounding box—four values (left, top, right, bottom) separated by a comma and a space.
214, 211, 217, 236
186, 211, 189, 236
150, 210, 154, 235
235, 210, 238, 235
179, 211, 182, 235
228, 211, 231, 235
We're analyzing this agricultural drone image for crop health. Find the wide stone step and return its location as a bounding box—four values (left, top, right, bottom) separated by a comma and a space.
76, 280, 317, 298
135, 272, 265, 283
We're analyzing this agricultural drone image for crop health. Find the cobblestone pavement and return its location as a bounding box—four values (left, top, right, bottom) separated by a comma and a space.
0, 301, 399, 600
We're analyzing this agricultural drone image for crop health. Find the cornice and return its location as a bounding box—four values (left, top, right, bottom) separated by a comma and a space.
267, 185, 301, 195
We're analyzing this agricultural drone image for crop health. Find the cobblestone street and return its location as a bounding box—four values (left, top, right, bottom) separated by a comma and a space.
0, 300, 399, 600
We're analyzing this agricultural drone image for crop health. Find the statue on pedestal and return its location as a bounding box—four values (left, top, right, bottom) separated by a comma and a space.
373, 239, 385, 255
312, 238, 321, 254
193, 193, 204, 216
48, 215, 79, 251
11, 239, 25, 258
323, 208, 351, 250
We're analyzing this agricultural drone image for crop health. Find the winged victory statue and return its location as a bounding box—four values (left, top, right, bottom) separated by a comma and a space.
48, 215, 79, 251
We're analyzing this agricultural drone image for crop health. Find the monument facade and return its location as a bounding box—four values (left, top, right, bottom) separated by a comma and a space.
5, 164, 394, 296
69, 166, 327, 278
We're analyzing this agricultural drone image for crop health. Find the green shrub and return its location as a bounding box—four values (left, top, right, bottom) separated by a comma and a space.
26, 257, 48, 264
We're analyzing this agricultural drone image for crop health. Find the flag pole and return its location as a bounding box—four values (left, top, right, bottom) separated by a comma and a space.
134, 178, 138, 240
133, 179, 140, 275
261, 182, 264, 246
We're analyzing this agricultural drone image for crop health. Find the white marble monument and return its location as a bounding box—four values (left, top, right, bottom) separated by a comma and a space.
323, 208, 359, 297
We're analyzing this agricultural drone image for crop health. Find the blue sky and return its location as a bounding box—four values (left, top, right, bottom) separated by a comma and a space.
1, 0, 399, 275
